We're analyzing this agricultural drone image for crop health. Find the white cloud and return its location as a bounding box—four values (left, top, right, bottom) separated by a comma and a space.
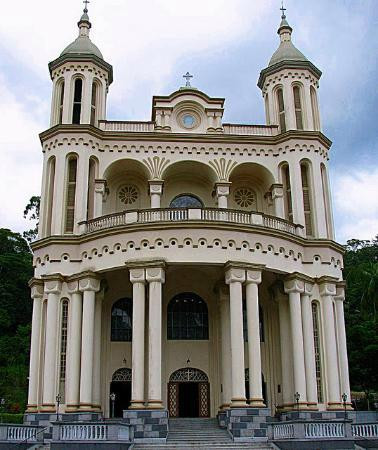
332, 168, 378, 243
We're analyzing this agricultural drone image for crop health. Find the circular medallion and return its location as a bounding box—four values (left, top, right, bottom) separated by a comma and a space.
118, 185, 138, 205
234, 188, 255, 208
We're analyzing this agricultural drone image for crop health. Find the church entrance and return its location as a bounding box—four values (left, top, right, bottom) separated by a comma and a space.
110, 368, 132, 418
168, 368, 210, 418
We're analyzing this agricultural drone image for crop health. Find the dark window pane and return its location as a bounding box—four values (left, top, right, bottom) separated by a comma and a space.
170, 195, 203, 208
111, 298, 133, 342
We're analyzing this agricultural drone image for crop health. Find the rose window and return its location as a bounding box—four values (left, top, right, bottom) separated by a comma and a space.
118, 185, 138, 205
234, 188, 255, 208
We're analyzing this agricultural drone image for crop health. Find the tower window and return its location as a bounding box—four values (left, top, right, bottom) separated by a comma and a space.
90, 82, 97, 126
87, 158, 97, 220
64, 156, 78, 233
277, 88, 286, 132
72, 79, 83, 124
293, 86, 304, 130
58, 81, 65, 124
282, 164, 293, 222
301, 163, 314, 237
59, 299, 69, 401
46, 157, 56, 236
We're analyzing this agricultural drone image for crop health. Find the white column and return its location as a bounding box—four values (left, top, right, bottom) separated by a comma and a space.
215, 183, 231, 209
129, 267, 146, 409
301, 282, 318, 408
66, 281, 83, 411
92, 288, 104, 410
289, 162, 306, 228
278, 294, 293, 407
79, 274, 100, 410
283, 78, 296, 131
271, 184, 285, 219
335, 283, 351, 407
51, 151, 66, 235
74, 152, 89, 233
219, 286, 232, 409
81, 72, 94, 124
225, 265, 247, 408
94, 179, 106, 218
149, 181, 164, 209
319, 279, 342, 409
27, 280, 44, 411
42, 277, 62, 411
62, 72, 72, 125
284, 277, 308, 408
146, 265, 165, 409
303, 80, 314, 131
245, 269, 265, 408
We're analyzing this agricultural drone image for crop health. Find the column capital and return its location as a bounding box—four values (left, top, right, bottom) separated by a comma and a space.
129, 267, 146, 284
215, 182, 231, 196
67, 280, 80, 294
317, 276, 338, 296
94, 178, 107, 194
42, 274, 64, 294
245, 268, 263, 285
78, 272, 101, 293
225, 262, 246, 285
146, 265, 165, 283
29, 278, 44, 299
270, 183, 284, 199
284, 272, 314, 294
148, 180, 164, 195
335, 281, 346, 302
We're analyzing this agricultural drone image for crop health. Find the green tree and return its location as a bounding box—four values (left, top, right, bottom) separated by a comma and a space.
23, 196, 40, 243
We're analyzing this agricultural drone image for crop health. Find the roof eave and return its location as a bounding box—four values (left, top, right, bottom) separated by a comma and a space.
257, 60, 322, 89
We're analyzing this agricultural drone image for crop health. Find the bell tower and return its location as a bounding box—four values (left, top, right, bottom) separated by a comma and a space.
258, 8, 322, 133
48, 4, 113, 127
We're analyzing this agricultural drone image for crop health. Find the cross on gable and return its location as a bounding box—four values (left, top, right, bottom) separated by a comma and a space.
183, 72, 193, 87
83, 0, 90, 12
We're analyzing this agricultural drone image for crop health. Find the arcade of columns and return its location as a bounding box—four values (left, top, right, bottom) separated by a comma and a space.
27, 262, 350, 414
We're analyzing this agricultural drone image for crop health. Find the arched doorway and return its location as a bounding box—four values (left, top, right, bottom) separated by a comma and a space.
168, 368, 210, 418
110, 368, 132, 418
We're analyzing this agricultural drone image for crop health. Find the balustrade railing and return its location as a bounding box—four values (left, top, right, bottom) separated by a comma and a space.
352, 423, 378, 438
223, 124, 279, 136
83, 207, 300, 237
305, 422, 345, 439
60, 424, 108, 441
6, 426, 39, 442
273, 423, 295, 440
99, 121, 155, 132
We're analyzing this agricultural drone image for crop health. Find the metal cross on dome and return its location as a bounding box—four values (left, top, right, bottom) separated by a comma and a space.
280, 1, 286, 19
183, 72, 193, 87
83, 0, 90, 13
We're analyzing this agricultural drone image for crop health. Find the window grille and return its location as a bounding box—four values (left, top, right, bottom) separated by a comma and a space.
169, 194, 203, 208
312, 302, 323, 403
301, 164, 314, 237
64, 157, 78, 233
293, 86, 304, 130
277, 89, 286, 132
111, 298, 133, 341
169, 368, 208, 382
112, 368, 132, 382
59, 300, 69, 382
72, 79, 83, 124
167, 292, 208, 340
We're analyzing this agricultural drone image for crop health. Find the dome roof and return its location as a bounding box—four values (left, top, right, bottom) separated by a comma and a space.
61, 36, 103, 59
269, 40, 308, 67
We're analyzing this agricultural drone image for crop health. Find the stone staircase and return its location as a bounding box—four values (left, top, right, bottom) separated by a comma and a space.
132, 417, 272, 449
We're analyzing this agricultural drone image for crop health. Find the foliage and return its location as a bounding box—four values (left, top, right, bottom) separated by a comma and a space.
0, 414, 24, 424
23, 196, 40, 244
343, 237, 378, 398
0, 229, 33, 412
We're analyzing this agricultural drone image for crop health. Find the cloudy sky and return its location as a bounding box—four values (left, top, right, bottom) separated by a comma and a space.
0, 0, 377, 243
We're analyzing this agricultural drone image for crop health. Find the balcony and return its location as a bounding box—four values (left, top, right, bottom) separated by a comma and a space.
81, 207, 304, 237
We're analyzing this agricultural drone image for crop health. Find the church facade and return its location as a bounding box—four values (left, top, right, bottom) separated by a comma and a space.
26, 5, 352, 443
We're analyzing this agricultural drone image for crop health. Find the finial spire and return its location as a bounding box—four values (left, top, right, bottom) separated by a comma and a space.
83, 0, 90, 14
280, 1, 286, 19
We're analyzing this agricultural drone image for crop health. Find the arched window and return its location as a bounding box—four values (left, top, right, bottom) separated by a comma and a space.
242, 299, 264, 342
90, 82, 98, 126
311, 86, 320, 130
87, 158, 97, 220
64, 156, 78, 233
167, 292, 208, 340
58, 81, 65, 124
300, 162, 314, 237
170, 194, 203, 208
277, 88, 286, 132
321, 164, 332, 238
312, 301, 323, 403
111, 298, 133, 341
45, 157, 56, 236
293, 86, 304, 130
281, 164, 293, 222
72, 78, 83, 124
59, 299, 69, 400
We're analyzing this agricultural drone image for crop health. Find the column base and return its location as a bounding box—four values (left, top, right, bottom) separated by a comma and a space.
249, 398, 266, 408
230, 398, 248, 408
327, 401, 344, 410
40, 404, 56, 413
146, 400, 164, 409
65, 404, 80, 412
26, 404, 38, 413
78, 403, 97, 412
219, 403, 231, 410
306, 401, 319, 410
129, 401, 146, 409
